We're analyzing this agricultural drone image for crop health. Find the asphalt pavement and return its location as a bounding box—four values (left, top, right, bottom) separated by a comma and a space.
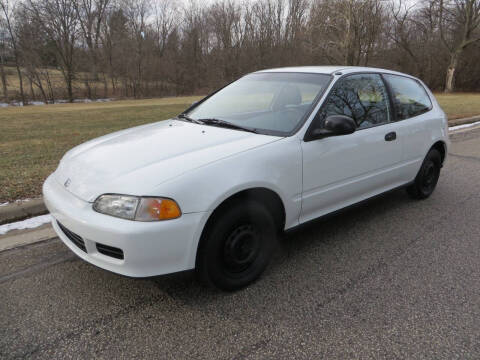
1, 127, 480, 359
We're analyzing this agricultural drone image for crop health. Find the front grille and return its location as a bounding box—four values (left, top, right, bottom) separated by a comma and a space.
96, 243, 124, 260
57, 221, 86, 252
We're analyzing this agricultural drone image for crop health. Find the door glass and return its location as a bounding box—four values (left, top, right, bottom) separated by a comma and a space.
383, 74, 432, 120
316, 74, 391, 130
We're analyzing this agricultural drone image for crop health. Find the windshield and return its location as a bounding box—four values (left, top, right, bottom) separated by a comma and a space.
185, 72, 332, 136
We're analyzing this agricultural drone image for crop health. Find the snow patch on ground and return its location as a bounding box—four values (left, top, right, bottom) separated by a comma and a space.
449, 120, 480, 131
0, 98, 113, 107
73, 98, 113, 103
0, 214, 51, 236
3, 198, 34, 205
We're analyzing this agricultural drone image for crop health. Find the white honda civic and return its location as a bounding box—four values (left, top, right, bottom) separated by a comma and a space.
43, 66, 449, 290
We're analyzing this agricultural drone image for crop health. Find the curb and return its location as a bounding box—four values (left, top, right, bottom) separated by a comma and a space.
0, 224, 56, 252
448, 115, 480, 127
449, 122, 480, 141
0, 199, 48, 225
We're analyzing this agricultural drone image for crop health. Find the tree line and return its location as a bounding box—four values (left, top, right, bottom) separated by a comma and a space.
0, 0, 479, 104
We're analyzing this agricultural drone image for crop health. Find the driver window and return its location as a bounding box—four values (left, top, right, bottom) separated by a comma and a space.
315, 74, 391, 130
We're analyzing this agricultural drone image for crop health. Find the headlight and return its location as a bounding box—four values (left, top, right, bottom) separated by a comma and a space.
93, 194, 181, 221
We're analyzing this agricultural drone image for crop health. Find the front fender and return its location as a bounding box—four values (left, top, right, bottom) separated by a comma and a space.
153, 137, 303, 230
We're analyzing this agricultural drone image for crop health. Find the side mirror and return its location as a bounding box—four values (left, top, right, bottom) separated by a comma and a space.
310, 115, 356, 140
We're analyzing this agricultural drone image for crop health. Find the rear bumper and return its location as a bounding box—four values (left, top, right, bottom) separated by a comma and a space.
42, 173, 207, 277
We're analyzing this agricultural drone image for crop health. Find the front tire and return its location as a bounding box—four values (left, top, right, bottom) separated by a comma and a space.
196, 200, 277, 291
406, 148, 442, 199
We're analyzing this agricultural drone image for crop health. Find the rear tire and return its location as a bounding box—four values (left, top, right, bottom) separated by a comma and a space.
196, 200, 277, 291
406, 148, 441, 200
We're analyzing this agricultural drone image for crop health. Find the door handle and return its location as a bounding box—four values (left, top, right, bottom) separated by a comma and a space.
385, 132, 397, 141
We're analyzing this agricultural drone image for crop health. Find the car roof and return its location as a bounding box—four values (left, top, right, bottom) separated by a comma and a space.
254, 66, 416, 79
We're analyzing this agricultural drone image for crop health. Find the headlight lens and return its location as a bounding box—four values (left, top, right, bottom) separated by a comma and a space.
93, 195, 181, 221
93, 195, 139, 220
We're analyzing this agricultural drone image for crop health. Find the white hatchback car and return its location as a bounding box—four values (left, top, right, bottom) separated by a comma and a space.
43, 66, 449, 290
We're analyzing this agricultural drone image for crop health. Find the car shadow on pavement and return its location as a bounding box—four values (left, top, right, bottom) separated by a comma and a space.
278, 187, 411, 257
149, 187, 414, 301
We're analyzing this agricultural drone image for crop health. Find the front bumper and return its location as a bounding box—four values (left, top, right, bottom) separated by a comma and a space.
42, 174, 207, 277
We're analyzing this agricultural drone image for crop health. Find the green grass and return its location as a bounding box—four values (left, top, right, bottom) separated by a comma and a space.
0, 93, 479, 202
0, 97, 201, 202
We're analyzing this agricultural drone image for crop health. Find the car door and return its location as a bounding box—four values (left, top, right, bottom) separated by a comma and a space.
300, 73, 404, 224
382, 74, 437, 182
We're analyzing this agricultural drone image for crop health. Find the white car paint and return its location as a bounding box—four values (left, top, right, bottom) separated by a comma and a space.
301, 121, 404, 223
55, 119, 281, 203
43, 66, 449, 278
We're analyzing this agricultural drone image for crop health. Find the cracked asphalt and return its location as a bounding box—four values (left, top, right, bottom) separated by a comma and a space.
1, 127, 480, 359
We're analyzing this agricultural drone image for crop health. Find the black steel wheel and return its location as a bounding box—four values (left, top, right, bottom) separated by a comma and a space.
196, 200, 277, 291
406, 148, 442, 199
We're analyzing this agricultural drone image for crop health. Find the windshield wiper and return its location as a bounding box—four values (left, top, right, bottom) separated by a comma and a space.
177, 113, 204, 124
198, 118, 258, 134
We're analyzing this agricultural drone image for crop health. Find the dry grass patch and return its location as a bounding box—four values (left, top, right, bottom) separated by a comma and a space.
435, 93, 480, 119
0, 96, 201, 202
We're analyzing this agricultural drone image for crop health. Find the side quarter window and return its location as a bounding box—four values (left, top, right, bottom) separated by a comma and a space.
315, 73, 391, 130
383, 74, 432, 120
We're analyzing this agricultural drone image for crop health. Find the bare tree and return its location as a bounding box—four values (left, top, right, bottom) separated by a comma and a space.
74, 0, 111, 99
435, 0, 480, 92
121, 0, 151, 97
16, 8, 52, 103
389, 1, 425, 76
153, 0, 176, 56
26, 0, 79, 102
0, 0, 26, 104
0, 26, 9, 99
308, 0, 384, 66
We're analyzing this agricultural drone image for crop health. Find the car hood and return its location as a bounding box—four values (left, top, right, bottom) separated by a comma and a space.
54, 119, 280, 202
